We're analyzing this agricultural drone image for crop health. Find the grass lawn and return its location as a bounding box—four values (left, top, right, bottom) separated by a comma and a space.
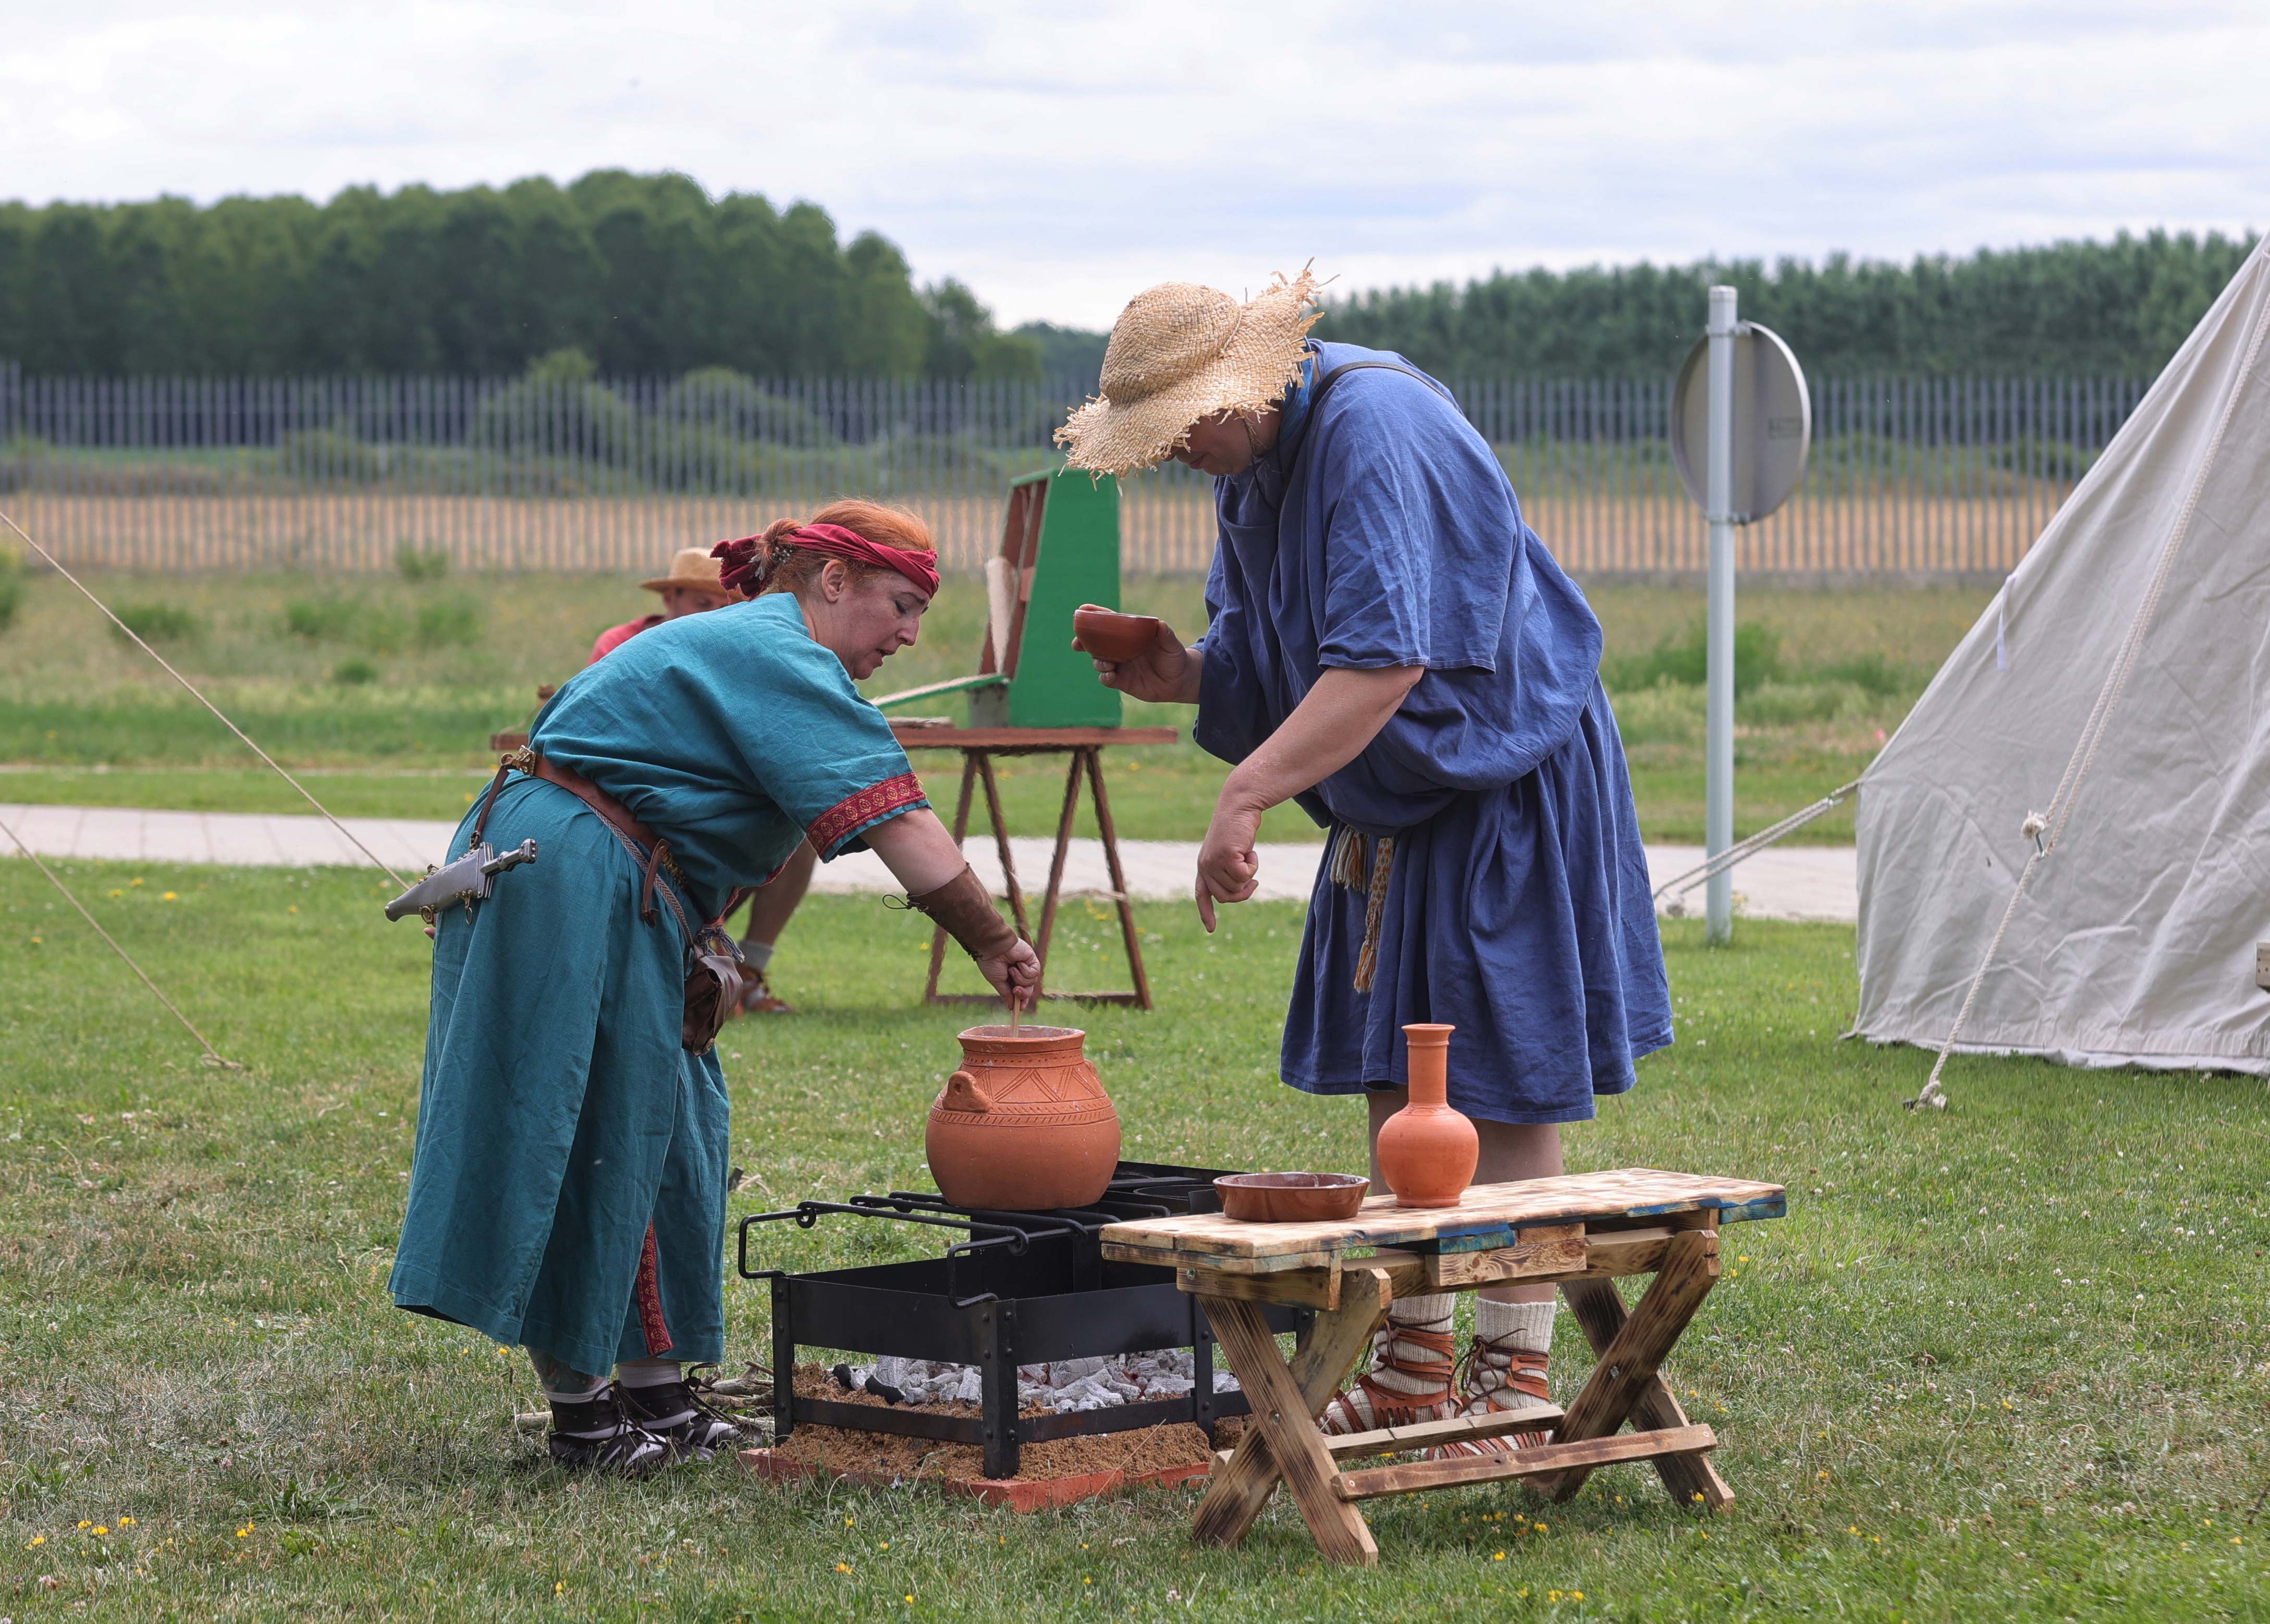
0, 568, 1992, 845
4, 856, 2266, 1620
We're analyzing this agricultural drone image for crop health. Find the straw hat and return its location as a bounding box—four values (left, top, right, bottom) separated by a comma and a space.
640, 546, 728, 594
1056, 267, 1322, 477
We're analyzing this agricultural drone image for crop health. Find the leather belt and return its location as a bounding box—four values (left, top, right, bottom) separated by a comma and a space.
472, 748, 677, 927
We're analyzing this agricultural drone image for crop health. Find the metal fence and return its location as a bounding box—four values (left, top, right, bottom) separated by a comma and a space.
0, 363, 2149, 576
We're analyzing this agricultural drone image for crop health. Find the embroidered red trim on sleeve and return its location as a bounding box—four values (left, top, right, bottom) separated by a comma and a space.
808, 772, 927, 854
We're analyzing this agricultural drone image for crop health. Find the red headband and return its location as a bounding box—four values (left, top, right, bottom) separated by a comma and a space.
712, 523, 941, 600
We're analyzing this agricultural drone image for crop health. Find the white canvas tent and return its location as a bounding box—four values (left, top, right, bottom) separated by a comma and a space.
1856, 235, 2270, 1079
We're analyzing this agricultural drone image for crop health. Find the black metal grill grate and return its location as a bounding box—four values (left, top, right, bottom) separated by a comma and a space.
737, 1160, 1308, 1480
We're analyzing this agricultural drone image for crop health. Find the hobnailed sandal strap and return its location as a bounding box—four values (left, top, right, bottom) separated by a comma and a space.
1319, 1323, 1460, 1436
1442, 1334, 1554, 1457
1456, 1336, 1551, 1410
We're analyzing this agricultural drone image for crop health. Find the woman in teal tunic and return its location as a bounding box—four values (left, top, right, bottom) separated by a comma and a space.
390, 501, 1038, 1473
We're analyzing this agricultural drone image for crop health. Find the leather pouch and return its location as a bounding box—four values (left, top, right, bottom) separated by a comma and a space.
679, 926, 745, 1056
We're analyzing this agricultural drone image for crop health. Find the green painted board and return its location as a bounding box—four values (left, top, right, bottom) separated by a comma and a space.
970, 469, 1125, 729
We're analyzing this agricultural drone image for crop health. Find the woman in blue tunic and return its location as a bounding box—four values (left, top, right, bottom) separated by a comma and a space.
1059, 273, 1671, 1451
389, 501, 1039, 1473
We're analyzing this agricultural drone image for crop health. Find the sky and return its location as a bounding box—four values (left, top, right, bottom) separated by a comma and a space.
4, 0, 2266, 329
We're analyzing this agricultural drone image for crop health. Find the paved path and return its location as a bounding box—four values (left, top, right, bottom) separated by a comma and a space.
0, 803, 1860, 922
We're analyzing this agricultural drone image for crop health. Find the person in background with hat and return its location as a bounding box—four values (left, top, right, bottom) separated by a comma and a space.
591, 545, 735, 661
590, 545, 812, 1015
1060, 270, 1671, 1457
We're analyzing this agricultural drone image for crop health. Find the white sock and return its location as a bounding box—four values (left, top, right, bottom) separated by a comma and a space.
1323, 1294, 1463, 1434
739, 939, 776, 972
1475, 1297, 1555, 1353
614, 1359, 682, 1389
1366, 1293, 1456, 1399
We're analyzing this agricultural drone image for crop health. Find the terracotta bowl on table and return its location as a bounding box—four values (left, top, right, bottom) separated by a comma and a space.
1071, 605, 1164, 662
1213, 1172, 1370, 1223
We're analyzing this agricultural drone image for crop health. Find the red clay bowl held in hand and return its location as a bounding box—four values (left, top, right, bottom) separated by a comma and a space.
1213, 1172, 1371, 1223
1071, 606, 1163, 662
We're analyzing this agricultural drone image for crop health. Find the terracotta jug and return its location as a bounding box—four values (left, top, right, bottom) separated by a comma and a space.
925, 1025, 1122, 1211
1376, 1023, 1478, 1209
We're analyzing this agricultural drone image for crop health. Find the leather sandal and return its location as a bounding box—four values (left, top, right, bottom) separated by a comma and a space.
732, 968, 793, 1016
1447, 1333, 1554, 1456
617, 1379, 746, 1461
546, 1388, 672, 1477
1318, 1320, 1461, 1439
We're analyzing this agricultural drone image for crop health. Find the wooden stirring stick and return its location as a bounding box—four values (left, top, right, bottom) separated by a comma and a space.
1009, 927, 1028, 1031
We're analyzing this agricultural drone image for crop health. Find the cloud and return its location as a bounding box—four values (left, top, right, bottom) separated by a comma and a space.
1, 0, 2262, 326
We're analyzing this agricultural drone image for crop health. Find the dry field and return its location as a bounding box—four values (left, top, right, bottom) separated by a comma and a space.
9, 488, 2073, 577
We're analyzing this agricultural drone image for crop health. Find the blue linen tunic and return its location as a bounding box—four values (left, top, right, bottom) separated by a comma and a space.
389, 595, 928, 1375
1197, 342, 1672, 1123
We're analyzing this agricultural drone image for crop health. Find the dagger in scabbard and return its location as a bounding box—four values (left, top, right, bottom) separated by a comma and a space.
383, 839, 539, 922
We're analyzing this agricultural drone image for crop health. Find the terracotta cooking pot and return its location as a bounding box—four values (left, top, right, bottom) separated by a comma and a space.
925, 1025, 1122, 1211
1071, 605, 1163, 663
1375, 1023, 1479, 1209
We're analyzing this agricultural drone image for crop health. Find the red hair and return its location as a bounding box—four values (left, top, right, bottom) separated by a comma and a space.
745, 501, 937, 596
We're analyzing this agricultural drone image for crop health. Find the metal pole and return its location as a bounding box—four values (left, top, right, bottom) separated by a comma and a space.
1704, 285, 1738, 944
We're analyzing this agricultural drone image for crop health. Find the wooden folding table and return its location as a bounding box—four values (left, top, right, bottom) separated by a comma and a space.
1098, 1168, 1786, 1567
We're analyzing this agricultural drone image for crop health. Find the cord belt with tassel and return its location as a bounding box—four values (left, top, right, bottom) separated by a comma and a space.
1327, 826, 1396, 994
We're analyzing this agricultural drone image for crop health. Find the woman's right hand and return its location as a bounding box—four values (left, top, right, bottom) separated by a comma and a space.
1073, 608, 1201, 705
975, 938, 1041, 1012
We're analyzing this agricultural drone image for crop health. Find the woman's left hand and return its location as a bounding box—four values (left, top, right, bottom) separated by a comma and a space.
975, 937, 1042, 1011
1195, 798, 1263, 933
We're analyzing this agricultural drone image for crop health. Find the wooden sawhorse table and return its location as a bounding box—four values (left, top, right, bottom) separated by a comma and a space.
891, 723, 1177, 1011
1099, 1168, 1786, 1567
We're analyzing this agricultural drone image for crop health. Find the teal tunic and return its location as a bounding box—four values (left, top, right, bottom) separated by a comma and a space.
388, 596, 928, 1375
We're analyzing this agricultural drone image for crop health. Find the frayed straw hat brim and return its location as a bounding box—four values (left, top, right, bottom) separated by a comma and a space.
641, 545, 728, 593
1057, 268, 1322, 477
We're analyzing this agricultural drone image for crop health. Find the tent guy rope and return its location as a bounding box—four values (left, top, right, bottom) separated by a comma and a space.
1904, 278, 2270, 1112
0, 807, 242, 1069
0, 505, 410, 888
0, 502, 414, 1067
1651, 780, 1859, 915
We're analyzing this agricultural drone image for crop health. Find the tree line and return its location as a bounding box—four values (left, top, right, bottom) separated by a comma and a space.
0, 170, 1041, 381
1316, 230, 2260, 378
1, 168, 2253, 384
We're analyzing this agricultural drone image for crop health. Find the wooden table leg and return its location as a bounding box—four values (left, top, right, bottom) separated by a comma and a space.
1192, 1290, 1381, 1560
923, 755, 981, 1004
973, 751, 1034, 946
1033, 752, 1085, 978
1560, 1276, 1735, 1511
1542, 1228, 1721, 1502
1084, 748, 1152, 1011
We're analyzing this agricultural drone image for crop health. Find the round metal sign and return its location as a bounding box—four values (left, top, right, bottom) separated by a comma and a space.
1670, 322, 1811, 522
